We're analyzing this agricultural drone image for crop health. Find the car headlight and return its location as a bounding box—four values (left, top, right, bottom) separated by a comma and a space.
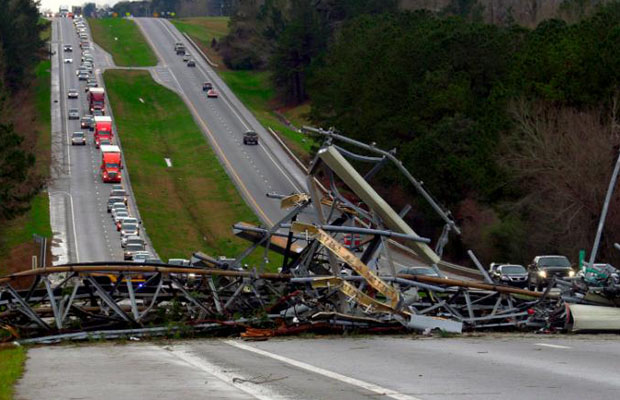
568, 270, 575, 277
538, 270, 547, 278
500, 276, 509, 280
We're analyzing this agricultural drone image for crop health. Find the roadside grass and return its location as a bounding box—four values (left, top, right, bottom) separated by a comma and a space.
0, 48, 52, 274
171, 17, 228, 69
104, 70, 281, 268
171, 17, 316, 162
39, 18, 51, 41
171, 17, 229, 42
88, 18, 157, 67
0, 194, 52, 255
0, 347, 26, 400
217, 70, 315, 162
33, 60, 52, 178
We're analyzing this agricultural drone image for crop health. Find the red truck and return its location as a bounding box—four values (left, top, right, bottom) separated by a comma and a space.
100, 145, 122, 183
88, 88, 105, 114
93, 116, 113, 148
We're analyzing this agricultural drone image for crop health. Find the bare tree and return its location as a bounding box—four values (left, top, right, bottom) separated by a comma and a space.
503, 99, 620, 263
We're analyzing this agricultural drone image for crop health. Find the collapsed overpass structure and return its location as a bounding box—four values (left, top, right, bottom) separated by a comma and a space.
1, 129, 618, 343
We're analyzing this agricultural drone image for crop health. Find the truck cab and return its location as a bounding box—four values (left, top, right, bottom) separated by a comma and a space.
93, 116, 113, 148
100, 145, 122, 183
88, 87, 105, 114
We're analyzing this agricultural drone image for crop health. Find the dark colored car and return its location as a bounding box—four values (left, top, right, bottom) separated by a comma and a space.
528, 255, 575, 291
489, 263, 528, 288
63, 44, 73, 52
81, 115, 94, 130
202, 82, 213, 91
243, 130, 258, 145
187, 60, 196, 67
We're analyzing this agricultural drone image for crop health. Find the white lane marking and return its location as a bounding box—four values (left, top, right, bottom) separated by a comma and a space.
57, 21, 72, 177
535, 343, 571, 349
49, 191, 80, 263
165, 346, 289, 400
155, 19, 303, 193
225, 340, 422, 400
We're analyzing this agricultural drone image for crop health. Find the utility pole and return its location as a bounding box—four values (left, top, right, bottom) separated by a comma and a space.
587, 150, 620, 271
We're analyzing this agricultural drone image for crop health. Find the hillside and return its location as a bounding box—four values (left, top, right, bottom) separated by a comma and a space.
400, 0, 610, 25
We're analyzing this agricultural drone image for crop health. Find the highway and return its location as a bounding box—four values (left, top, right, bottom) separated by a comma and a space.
134, 18, 310, 227
49, 18, 145, 263
16, 335, 620, 400
17, 17, 616, 400
132, 18, 449, 275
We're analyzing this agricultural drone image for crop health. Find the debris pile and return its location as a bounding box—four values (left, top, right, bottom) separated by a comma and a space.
2, 129, 620, 343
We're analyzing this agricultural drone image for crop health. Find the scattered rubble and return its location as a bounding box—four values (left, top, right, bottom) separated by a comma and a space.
2, 128, 620, 343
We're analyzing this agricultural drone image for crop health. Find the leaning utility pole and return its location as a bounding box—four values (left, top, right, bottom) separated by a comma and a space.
587, 150, 620, 270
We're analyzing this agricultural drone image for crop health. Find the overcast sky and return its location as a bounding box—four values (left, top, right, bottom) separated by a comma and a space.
40, 0, 115, 13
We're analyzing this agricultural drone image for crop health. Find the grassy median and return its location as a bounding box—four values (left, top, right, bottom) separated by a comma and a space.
104, 70, 280, 267
89, 18, 157, 67
0, 347, 26, 400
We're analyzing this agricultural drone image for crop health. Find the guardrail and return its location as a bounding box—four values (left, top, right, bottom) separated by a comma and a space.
267, 127, 307, 173
182, 32, 218, 68
265, 127, 330, 194
182, 26, 479, 280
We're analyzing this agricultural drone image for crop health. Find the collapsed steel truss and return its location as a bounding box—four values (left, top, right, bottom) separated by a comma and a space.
0, 129, 599, 342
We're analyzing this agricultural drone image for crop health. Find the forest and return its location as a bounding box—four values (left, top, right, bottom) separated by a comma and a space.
219, 0, 620, 265
0, 0, 47, 224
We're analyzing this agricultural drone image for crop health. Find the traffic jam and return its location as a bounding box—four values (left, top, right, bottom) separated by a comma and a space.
65, 17, 151, 263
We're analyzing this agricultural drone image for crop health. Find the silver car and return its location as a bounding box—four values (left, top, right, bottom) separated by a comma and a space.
168, 258, 190, 266
109, 189, 128, 205
120, 219, 140, 238
121, 235, 144, 248
113, 211, 130, 226
71, 131, 86, 145
132, 252, 151, 263
124, 244, 146, 260
107, 197, 124, 212
68, 109, 80, 119
110, 203, 127, 219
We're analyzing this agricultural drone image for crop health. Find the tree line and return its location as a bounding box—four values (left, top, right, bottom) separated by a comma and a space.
0, 0, 46, 222
221, 0, 620, 265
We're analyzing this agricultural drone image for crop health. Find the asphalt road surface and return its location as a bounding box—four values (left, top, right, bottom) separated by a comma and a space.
131, 18, 459, 277
134, 18, 310, 227
16, 335, 620, 399
50, 18, 150, 263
